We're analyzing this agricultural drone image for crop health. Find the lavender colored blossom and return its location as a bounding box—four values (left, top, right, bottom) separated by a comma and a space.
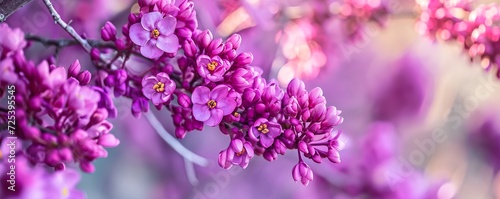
249, 118, 282, 148
129, 12, 179, 58
191, 85, 237, 126
0, 58, 18, 84
218, 138, 254, 169
196, 55, 230, 82
292, 161, 314, 186
142, 72, 176, 105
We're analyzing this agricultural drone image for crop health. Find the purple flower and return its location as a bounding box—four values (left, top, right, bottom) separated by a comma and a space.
142, 72, 176, 105
0, 58, 18, 84
0, 23, 27, 52
292, 161, 314, 186
129, 12, 179, 58
249, 118, 282, 148
46, 169, 85, 199
191, 85, 237, 126
37, 61, 67, 89
196, 55, 229, 82
218, 139, 254, 169
65, 78, 100, 117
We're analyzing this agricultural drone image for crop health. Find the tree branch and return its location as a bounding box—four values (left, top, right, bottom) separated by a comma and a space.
0, 0, 34, 23
25, 34, 115, 49
42, 0, 92, 52
144, 111, 209, 167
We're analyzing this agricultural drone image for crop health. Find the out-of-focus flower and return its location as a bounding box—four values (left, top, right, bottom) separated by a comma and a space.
0, 23, 27, 52
0, 156, 84, 199
0, 58, 17, 84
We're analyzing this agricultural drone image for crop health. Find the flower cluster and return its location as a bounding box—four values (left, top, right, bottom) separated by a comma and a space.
0, 139, 84, 199
417, 1, 500, 76
325, 123, 444, 199
0, 25, 120, 173
333, 0, 391, 41
96, 0, 346, 185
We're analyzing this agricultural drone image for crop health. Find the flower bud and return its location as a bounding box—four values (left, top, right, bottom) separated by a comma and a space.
90, 48, 101, 61
292, 161, 314, 186
115, 39, 126, 51
233, 52, 253, 67
175, 126, 187, 139
177, 92, 191, 108
98, 133, 120, 147
77, 71, 91, 85
226, 34, 242, 50
79, 161, 96, 173
68, 60, 81, 77
101, 21, 117, 41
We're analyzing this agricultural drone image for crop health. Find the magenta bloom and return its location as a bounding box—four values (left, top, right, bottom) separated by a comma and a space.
0, 58, 18, 84
249, 118, 282, 148
196, 55, 229, 82
292, 161, 314, 186
129, 12, 179, 58
37, 61, 67, 89
0, 23, 27, 52
218, 139, 254, 169
142, 72, 176, 105
192, 85, 237, 126
46, 169, 85, 199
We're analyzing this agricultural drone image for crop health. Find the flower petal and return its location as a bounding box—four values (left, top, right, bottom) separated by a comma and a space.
205, 109, 223, 126
151, 93, 165, 105
141, 12, 162, 31
193, 104, 210, 121
142, 85, 156, 99
157, 34, 179, 53
260, 135, 274, 148
191, 86, 210, 104
244, 143, 254, 157
129, 23, 150, 46
157, 16, 177, 35
217, 98, 237, 115
210, 85, 229, 101
140, 39, 163, 58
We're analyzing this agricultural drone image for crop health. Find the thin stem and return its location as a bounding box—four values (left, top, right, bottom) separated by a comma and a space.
42, 0, 91, 52
25, 34, 115, 49
184, 158, 200, 186
144, 111, 208, 167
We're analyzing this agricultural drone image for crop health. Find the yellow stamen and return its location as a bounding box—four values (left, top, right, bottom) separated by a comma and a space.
236, 147, 246, 156
62, 187, 69, 197
153, 82, 165, 92
207, 100, 217, 109
233, 112, 239, 117
151, 29, 160, 39
257, 123, 269, 134
207, 61, 218, 71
